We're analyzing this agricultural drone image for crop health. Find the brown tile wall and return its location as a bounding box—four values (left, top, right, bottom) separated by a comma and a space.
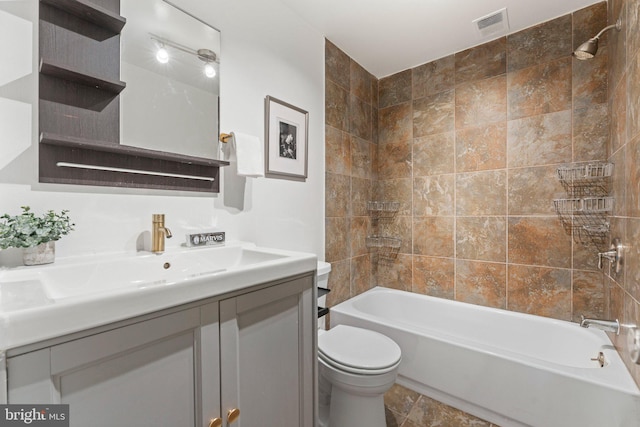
325, 40, 378, 308
325, 4, 613, 325
606, 0, 640, 386
372, 2, 609, 323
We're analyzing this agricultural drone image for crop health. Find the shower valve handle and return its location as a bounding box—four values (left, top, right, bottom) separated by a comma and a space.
597, 238, 623, 271
597, 250, 617, 269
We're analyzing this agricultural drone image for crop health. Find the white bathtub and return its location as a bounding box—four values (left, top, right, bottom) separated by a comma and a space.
329, 287, 640, 427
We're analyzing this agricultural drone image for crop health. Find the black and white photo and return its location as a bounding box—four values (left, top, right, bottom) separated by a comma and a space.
278, 121, 297, 160
265, 96, 308, 180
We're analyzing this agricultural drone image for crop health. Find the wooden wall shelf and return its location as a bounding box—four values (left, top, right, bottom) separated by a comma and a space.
41, 133, 230, 168
40, 59, 126, 94
40, 0, 126, 33
39, 137, 227, 193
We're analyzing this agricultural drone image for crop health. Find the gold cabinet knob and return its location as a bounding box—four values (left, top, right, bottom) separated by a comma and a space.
208, 418, 222, 427
227, 408, 240, 424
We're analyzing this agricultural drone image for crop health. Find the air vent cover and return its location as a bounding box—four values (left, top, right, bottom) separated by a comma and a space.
473, 8, 509, 38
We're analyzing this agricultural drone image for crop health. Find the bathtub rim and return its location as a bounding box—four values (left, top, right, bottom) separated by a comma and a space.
329, 286, 640, 397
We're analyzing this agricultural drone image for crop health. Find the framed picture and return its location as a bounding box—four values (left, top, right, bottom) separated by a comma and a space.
264, 95, 309, 180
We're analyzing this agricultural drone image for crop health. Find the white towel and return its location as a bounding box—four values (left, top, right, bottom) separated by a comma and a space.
231, 131, 264, 177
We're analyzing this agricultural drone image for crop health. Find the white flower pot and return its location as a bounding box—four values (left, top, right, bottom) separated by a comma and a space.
23, 241, 55, 266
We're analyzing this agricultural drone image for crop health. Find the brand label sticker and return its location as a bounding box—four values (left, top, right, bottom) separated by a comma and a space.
188, 232, 225, 247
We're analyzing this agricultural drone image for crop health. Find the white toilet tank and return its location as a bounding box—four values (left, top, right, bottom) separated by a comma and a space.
317, 261, 331, 288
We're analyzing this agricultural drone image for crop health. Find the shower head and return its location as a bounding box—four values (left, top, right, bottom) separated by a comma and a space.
573, 18, 622, 60
573, 38, 599, 60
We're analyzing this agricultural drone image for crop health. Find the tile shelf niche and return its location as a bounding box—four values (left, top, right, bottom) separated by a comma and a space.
553, 162, 614, 249
38, 0, 228, 193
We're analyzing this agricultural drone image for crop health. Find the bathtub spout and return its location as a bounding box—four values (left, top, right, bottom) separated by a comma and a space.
580, 315, 620, 335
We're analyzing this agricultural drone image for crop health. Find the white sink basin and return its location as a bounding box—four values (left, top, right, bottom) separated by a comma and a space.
0, 242, 317, 350
0, 243, 288, 302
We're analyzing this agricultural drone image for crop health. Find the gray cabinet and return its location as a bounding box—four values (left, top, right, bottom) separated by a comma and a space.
8, 308, 203, 426
6, 273, 314, 427
220, 275, 315, 427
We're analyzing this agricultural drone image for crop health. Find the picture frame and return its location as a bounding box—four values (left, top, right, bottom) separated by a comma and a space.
264, 95, 309, 181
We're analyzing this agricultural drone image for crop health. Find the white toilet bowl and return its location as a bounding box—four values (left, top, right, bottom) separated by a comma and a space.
318, 324, 401, 427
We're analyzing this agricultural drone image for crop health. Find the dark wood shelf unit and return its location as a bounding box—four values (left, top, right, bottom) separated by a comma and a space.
39, 0, 228, 193
40, 59, 126, 94
40, 135, 226, 193
39, 0, 126, 33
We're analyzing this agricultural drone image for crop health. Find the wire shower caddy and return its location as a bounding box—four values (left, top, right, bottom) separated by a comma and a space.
553, 162, 613, 249
367, 201, 400, 220
365, 235, 402, 259
366, 201, 401, 260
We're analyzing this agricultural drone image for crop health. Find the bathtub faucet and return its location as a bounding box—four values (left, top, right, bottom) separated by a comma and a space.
580, 315, 620, 335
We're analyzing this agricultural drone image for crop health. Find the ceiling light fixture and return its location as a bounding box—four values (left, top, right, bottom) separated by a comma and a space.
198, 49, 217, 78
155, 44, 169, 64
151, 34, 218, 77
203, 63, 216, 78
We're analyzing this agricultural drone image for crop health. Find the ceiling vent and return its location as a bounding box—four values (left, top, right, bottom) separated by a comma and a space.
473, 8, 509, 38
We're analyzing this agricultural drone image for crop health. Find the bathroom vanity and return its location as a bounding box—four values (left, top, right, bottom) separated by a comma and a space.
0, 242, 317, 427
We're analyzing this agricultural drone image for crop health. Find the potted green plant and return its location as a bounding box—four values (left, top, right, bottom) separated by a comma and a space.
0, 206, 74, 265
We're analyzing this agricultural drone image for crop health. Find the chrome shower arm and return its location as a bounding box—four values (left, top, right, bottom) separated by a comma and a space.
593, 19, 622, 40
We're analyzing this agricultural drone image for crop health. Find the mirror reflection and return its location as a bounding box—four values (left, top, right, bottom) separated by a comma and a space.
120, 0, 220, 159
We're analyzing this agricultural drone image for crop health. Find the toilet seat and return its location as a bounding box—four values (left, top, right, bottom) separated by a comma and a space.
318, 325, 401, 375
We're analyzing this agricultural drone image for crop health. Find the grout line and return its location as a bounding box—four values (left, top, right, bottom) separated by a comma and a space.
505, 52, 510, 311
453, 72, 458, 301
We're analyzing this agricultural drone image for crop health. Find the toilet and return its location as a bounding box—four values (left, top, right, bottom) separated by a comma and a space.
316, 262, 402, 427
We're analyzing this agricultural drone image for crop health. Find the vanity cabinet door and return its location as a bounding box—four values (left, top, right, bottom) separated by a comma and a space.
200, 302, 222, 427
219, 274, 315, 427
8, 308, 203, 427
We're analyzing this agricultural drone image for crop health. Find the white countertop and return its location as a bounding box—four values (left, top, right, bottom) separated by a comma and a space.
0, 242, 317, 351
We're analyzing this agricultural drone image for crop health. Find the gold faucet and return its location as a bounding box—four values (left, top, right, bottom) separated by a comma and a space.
151, 214, 172, 253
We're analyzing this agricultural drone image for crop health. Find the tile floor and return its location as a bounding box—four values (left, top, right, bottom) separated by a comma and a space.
384, 384, 500, 427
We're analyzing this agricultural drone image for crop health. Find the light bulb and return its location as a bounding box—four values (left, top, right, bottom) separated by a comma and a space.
156, 46, 169, 64
204, 63, 216, 78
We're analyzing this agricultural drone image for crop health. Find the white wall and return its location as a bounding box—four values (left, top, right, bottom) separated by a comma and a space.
0, 0, 325, 266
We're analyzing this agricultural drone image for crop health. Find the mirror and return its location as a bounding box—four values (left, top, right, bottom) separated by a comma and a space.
120, 0, 220, 160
